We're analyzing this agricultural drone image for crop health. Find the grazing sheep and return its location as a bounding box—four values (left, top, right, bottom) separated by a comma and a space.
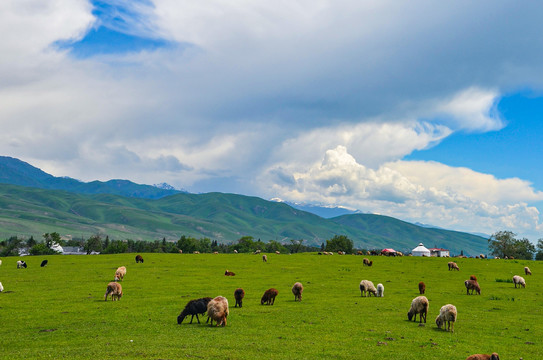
213, 251, 219, 254
376, 283, 384, 297
513, 275, 526, 288
464, 279, 481, 295
465, 353, 500, 360
177, 297, 213, 324
40, 260, 48, 267
262, 255, 268, 262
104, 282, 123, 301
261, 288, 278, 305
407, 296, 429, 323
0, 282, 3, 292
359, 280, 377, 297
193, 251, 200, 254
275, 251, 280, 254
207, 296, 229, 326
363, 258, 371, 266
233, 250, 238, 253
418, 281, 426, 294
0, 259, 2, 266
234, 288, 245, 308
254, 250, 261, 255
524, 266, 532, 275
224, 270, 236, 276
114, 266, 127, 281
469, 275, 477, 281
17, 260, 27, 269
435, 304, 457, 332
448, 262, 459, 271
135, 254, 144, 263
292, 282, 303, 301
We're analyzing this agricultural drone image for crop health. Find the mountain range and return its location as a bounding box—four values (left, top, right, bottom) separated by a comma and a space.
0, 156, 488, 255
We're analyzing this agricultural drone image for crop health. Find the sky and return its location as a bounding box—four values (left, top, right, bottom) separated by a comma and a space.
2, 1, 543, 241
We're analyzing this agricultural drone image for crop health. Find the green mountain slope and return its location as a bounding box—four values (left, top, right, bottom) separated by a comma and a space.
0, 156, 181, 199
0, 184, 487, 255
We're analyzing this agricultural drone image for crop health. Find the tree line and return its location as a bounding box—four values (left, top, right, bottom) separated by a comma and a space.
0, 233, 358, 256
488, 230, 543, 260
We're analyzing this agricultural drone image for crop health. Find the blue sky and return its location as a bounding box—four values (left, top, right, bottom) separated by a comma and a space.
2, 1, 543, 241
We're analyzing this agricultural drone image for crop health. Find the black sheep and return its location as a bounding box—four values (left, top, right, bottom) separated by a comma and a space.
234, 288, 245, 308
135, 254, 144, 263
40, 260, 48, 267
177, 297, 213, 324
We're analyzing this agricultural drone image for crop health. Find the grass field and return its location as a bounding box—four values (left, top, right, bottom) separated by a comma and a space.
0, 253, 540, 359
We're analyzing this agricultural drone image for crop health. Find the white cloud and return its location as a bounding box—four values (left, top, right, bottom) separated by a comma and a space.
264, 145, 543, 238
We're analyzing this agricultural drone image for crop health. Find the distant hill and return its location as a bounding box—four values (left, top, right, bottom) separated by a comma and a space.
0, 156, 181, 199
0, 183, 488, 255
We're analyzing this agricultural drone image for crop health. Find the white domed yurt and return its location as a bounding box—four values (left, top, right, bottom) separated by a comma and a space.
411, 243, 431, 257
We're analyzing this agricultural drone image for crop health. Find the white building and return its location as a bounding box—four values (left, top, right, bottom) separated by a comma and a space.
429, 247, 450, 257
411, 243, 431, 257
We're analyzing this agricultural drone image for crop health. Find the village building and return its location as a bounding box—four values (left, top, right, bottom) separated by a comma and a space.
428, 247, 450, 257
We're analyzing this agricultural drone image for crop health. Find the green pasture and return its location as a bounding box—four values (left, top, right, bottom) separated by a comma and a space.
0, 253, 540, 359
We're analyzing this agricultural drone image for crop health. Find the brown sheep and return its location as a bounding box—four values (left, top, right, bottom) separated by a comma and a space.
418, 281, 426, 294
261, 288, 278, 305
234, 288, 245, 308
292, 282, 303, 301
448, 262, 459, 271
407, 296, 429, 323
104, 282, 123, 301
207, 296, 229, 326
262, 254, 267, 262
524, 266, 532, 275
114, 266, 126, 281
465, 279, 481, 295
224, 270, 236, 276
135, 254, 144, 263
470, 275, 477, 281
465, 353, 500, 360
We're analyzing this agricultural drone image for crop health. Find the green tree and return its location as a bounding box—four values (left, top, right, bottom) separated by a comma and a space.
234, 236, 257, 253
43, 232, 62, 248
26, 236, 37, 248
177, 235, 199, 253
289, 239, 304, 253
29, 243, 59, 255
536, 239, 543, 260
488, 231, 516, 258
325, 235, 354, 253
84, 235, 103, 254
488, 231, 535, 260
103, 240, 128, 254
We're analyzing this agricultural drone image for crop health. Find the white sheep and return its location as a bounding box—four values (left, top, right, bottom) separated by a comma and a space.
435, 304, 457, 332
524, 266, 532, 275
359, 280, 377, 297
513, 275, 525, 288
0, 259, 2, 266
114, 266, 127, 281
408, 296, 429, 323
376, 283, 384, 297
0, 282, 3, 292
207, 296, 229, 326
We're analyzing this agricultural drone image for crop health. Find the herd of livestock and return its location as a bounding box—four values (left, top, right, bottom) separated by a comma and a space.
5, 252, 534, 359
